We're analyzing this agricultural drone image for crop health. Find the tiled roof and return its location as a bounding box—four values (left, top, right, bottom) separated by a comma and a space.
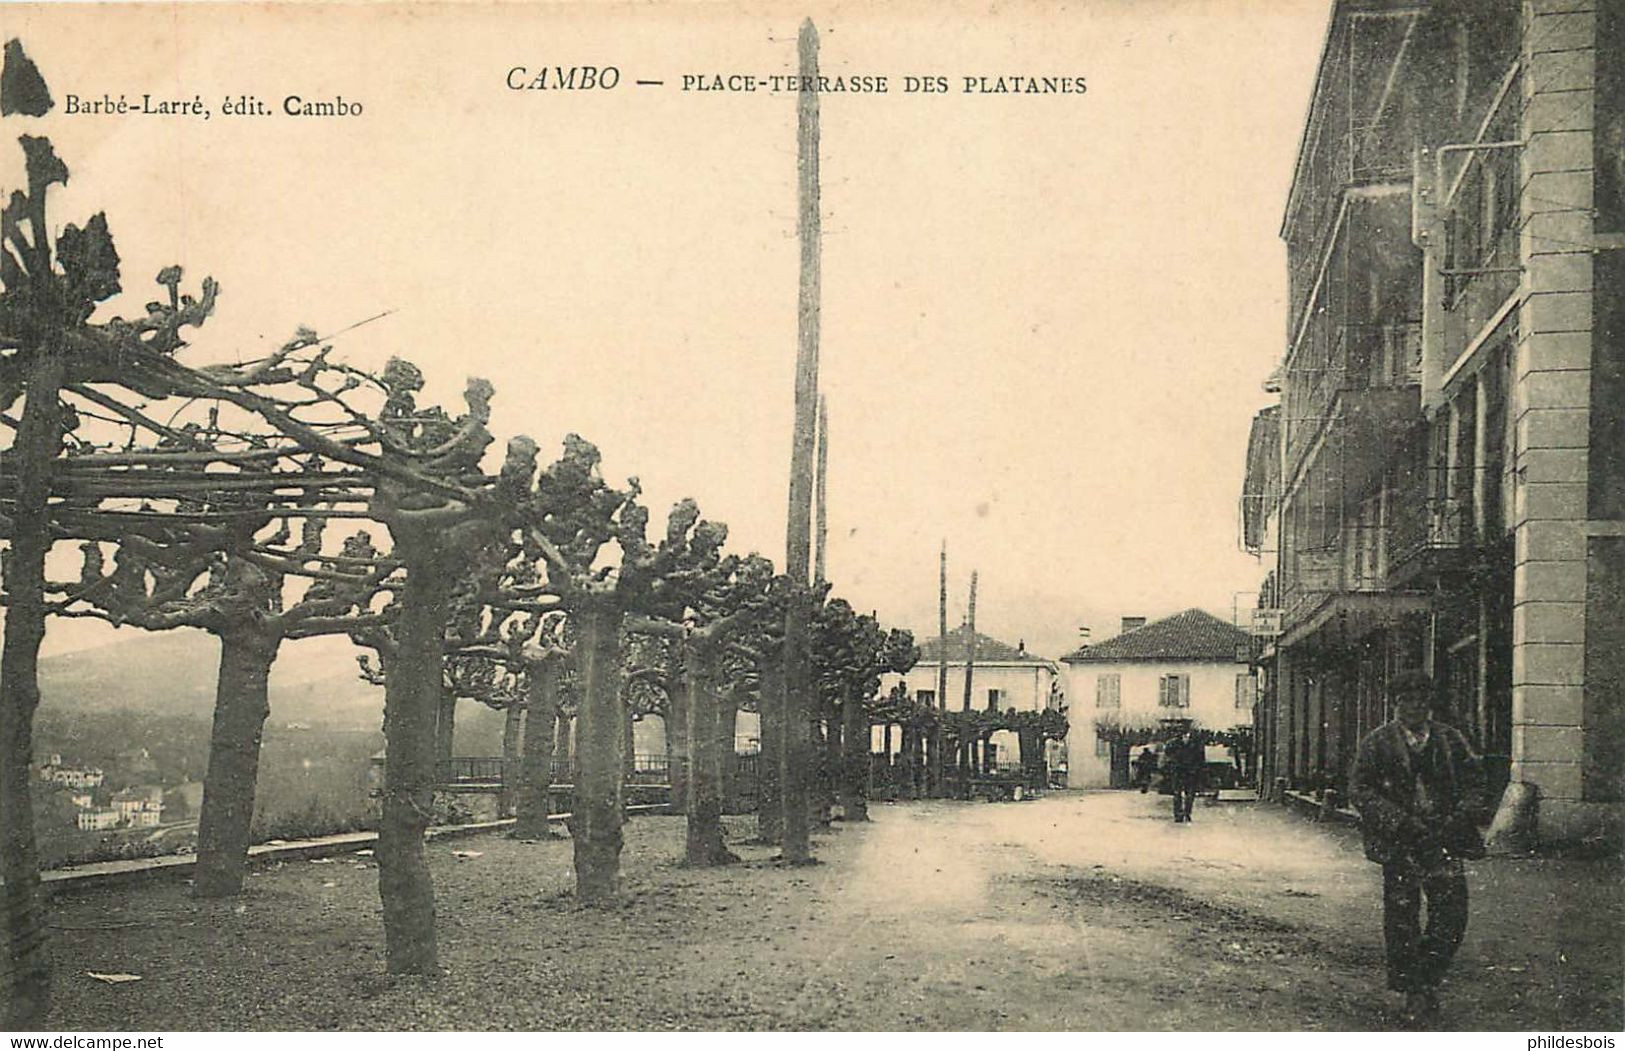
916, 624, 1049, 664
1061, 609, 1249, 663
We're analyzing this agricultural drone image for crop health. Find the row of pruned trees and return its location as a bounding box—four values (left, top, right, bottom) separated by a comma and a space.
0, 39, 929, 1027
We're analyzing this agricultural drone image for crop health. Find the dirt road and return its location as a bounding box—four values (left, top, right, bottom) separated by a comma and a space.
43, 791, 1623, 1031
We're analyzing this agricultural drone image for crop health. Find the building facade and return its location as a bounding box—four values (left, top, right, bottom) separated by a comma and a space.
1062, 611, 1255, 789
878, 625, 1064, 768
1243, 0, 1623, 847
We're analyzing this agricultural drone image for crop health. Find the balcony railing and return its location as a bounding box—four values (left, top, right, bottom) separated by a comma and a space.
1388, 494, 1471, 570
1285, 322, 1422, 485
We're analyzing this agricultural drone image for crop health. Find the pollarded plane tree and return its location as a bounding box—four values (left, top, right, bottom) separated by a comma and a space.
49, 345, 511, 976
44, 325, 528, 980
869, 681, 938, 800
942, 706, 1070, 793
712, 554, 778, 825
637, 501, 769, 867
50, 510, 395, 898
811, 601, 919, 823
500, 435, 677, 904
0, 46, 330, 1018
599, 497, 751, 870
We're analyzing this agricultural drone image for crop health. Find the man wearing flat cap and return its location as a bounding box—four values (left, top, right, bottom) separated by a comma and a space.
1350, 670, 1487, 1023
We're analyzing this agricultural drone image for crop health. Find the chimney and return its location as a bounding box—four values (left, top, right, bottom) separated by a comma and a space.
1121, 616, 1147, 634
1017, 639, 1026, 654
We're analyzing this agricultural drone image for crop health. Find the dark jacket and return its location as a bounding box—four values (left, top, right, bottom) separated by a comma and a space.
1164, 736, 1206, 787
1349, 719, 1487, 866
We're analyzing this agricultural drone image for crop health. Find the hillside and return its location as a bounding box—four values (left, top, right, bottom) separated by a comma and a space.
38, 630, 387, 732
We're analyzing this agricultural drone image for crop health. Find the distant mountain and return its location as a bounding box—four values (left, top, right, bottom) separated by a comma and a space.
38, 629, 386, 732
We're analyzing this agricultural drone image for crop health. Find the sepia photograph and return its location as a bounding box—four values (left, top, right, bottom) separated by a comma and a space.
0, 0, 1620, 1035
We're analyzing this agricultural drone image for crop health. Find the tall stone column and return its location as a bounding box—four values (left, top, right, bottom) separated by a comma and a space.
1508, 0, 1597, 844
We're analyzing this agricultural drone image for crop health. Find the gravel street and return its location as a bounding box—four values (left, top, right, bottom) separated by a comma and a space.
43, 791, 1623, 1031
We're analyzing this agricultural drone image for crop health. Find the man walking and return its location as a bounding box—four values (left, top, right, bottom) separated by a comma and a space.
1349, 670, 1486, 1022
1164, 726, 1204, 822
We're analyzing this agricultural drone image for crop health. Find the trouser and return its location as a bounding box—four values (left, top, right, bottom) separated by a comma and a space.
1171, 780, 1196, 821
1382, 863, 1469, 992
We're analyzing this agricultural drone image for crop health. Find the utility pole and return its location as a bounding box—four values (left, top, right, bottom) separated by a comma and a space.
962, 571, 979, 775
961, 570, 979, 711
815, 395, 829, 585
933, 541, 948, 795
779, 16, 821, 865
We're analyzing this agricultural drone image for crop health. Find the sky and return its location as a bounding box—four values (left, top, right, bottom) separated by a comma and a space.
7, 0, 1331, 662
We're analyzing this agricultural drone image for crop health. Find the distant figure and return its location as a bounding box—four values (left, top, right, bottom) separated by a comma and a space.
1164, 729, 1205, 823
1132, 747, 1159, 794
1350, 670, 1486, 1023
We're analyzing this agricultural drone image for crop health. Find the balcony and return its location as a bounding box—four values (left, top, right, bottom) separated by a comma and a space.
1277, 539, 1430, 652
1387, 494, 1473, 586
1285, 324, 1423, 492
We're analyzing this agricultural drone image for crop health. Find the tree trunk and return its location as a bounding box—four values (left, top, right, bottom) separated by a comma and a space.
719, 694, 740, 811
811, 714, 833, 827
923, 729, 938, 799
571, 598, 625, 904
898, 723, 916, 800
194, 623, 282, 898
377, 529, 459, 975
498, 702, 524, 819
0, 342, 68, 1028
821, 712, 841, 823
622, 703, 636, 782
435, 687, 456, 764
667, 669, 690, 814
756, 656, 784, 843
513, 659, 561, 839
683, 641, 737, 865
839, 691, 870, 822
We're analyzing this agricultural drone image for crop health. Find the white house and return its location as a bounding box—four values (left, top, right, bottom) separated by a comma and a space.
878, 625, 1064, 769
112, 787, 164, 828
39, 754, 105, 790
1061, 609, 1254, 788
76, 808, 120, 831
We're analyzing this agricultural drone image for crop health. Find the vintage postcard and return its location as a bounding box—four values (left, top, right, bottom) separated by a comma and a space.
0, 0, 1619, 1037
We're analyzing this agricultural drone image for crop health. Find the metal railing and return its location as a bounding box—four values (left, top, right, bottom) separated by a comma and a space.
1387, 494, 1471, 569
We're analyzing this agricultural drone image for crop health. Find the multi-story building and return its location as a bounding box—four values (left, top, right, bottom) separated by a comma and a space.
111, 787, 164, 828
38, 754, 105, 790
75, 808, 121, 832
1244, 0, 1623, 847
878, 625, 1064, 768
1061, 611, 1255, 789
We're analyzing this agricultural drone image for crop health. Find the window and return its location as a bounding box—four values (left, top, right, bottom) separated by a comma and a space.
915, 689, 935, 706
1235, 673, 1255, 710
1158, 674, 1190, 708
1094, 736, 1110, 757
1095, 674, 1121, 709
986, 688, 1004, 710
